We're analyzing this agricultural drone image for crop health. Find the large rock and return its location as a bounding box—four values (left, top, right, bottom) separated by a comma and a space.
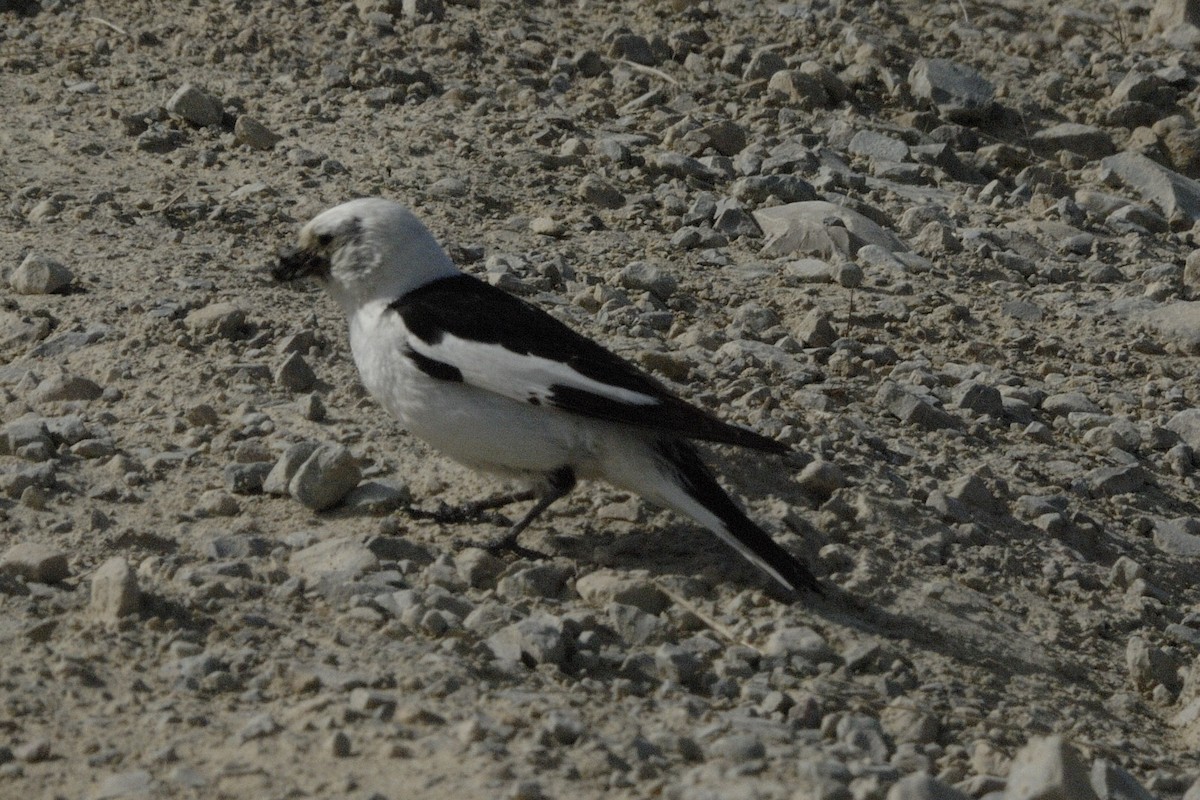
1031, 123, 1115, 160
1166, 407, 1200, 450
10, 253, 73, 295
753, 201, 907, 259
1143, 301, 1200, 354
1100, 151, 1200, 225
166, 83, 223, 127
90, 557, 141, 622
1002, 735, 1099, 800
288, 444, 362, 511
908, 58, 996, 123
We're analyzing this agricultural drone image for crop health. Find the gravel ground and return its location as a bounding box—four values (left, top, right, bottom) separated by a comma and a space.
3, 0, 1200, 798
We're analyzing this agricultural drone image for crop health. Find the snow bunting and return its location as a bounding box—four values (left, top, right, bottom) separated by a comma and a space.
273, 198, 820, 597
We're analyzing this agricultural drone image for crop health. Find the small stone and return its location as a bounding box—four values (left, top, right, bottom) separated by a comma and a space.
707, 733, 765, 763
166, 83, 223, 127
619, 262, 677, 299
1042, 391, 1101, 416
797, 460, 847, 502
92, 769, 155, 799
264, 441, 320, 495
289, 536, 379, 580
952, 380, 1004, 416
90, 557, 141, 621
577, 175, 624, 209
185, 303, 247, 340
34, 373, 103, 403
195, 489, 241, 517
275, 351, 316, 393
575, 570, 670, 614
455, 547, 505, 589
233, 115, 282, 150
288, 444, 362, 510
341, 480, 411, 514
487, 613, 569, 667
10, 253, 73, 295
764, 626, 833, 662
794, 308, 837, 347
530, 216, 564, 237
1002, 735, 1099, 800
297, 392, 327, 421
1086, 464, 1146, 497
0, 543, 70, 583
908, 58, 996, 123
1166, 408, 1200, 451
1153, 517, 1200, 556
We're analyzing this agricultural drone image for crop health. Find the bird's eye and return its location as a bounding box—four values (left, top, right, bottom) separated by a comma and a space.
316, 232, 333, 246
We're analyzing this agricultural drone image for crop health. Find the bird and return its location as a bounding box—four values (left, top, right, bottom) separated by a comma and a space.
272, 198, 821, 597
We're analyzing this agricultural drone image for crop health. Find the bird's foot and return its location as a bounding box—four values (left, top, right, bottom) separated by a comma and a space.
475, 529, 548, 560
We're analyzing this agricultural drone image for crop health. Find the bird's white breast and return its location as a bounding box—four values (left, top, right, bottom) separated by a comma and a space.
346, 301, 606, 479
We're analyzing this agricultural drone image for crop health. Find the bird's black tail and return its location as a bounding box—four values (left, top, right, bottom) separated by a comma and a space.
651, 440, 822, 597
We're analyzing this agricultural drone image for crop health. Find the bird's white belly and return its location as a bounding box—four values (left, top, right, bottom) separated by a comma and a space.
349, 309, 597, 478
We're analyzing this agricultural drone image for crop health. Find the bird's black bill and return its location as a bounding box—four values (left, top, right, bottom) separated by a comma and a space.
272, 246, 330, 282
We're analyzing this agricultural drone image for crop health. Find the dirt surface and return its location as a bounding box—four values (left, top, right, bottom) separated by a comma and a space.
3, 0, 1200, 798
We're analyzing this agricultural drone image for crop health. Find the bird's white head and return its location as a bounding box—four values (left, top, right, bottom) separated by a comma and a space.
274, 198, 460, 314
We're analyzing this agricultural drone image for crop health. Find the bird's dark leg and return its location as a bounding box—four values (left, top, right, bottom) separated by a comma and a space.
407, 489, 537, 525
480, 466, 576, 556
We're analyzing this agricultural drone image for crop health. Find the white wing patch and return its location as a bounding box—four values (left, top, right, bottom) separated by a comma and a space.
406, 331, 660, 409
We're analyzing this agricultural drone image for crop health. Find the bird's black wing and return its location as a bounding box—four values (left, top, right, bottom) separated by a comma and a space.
389, 275, 788, 454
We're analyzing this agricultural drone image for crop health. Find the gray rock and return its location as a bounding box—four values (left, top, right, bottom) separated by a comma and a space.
10, 253, 73, 295
577, 174, 624, 208
93, 769, 155, 799
849, 130, 910, 162
34, 373, 103, 402
1042, 392, 1101, 416
754, 201, 907, 259
1125, 636, 1179, 692
730, 175, 817, 204
288, 444, 361, 510
1153, 517, 1200, 556
909, 58, 996, 122
341, 480, 411, 514
1002, 735, 1099, 800
763, 626, 833, 661
0, 416, 52, 457
1086, 464, 1146, 497
1090, 758, 1156, 800
887, 773, 970, 800
794, 308, 837, 347
952, 380, 1004, 416
707, 733, 765, 763
609, 33, 657, 66
877, 383, 959, 430
275, 351, 316, 392
575, 570, 669, 613
837, 714, 890, 762
289, 536, 379, 580
1031, 123, 1115, 160
784, 258, 835, 283
767, 69, 828, 107
185, 303, 247, 340
166, 83, 223, 127
655, 643, 706, 687
487, 613, 570, 667
1100, 150, 1200, 224
263, 441, 320, 495
0, 543, 70, 583
90, 557, 141, 621
619, 262, 677, 299
649, 151, 718, 183
496, 562, 573, 600
455, 547, 505, 589
743, 48, 786, 80
713, 200, 762, 238
797, 459, 847, 502
234, 115, 282, 150
1166, 408, 1200, 451
1143, 301, 1200, 354
223, 462, 272, 494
